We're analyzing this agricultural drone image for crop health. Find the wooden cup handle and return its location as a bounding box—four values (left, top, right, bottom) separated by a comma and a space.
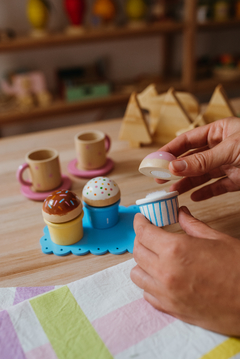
105, 135, 111, 153
16, 163, 32, 187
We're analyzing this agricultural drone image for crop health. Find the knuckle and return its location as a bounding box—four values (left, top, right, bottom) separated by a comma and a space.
167, 240, 184, 259
193, 152, 209, 172
162, 271, 179, 291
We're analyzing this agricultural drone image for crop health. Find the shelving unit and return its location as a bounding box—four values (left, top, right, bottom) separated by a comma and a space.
0, 21, 184, 52
1, 0, 240, 130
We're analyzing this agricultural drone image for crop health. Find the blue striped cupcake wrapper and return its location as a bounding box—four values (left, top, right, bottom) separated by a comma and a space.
139, 196, 179, 227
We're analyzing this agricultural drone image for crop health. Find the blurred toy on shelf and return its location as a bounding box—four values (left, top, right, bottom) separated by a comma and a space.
27, 0, 51, 38
125, 0, 147, 27
213, 53, 240, 81
1, 70, 52, 110
0, 28, 16, 42
149, 0, 166, 22
197, 0, 211, 22
56, 58, 111, 102
64, 0, 86, 35
92, 0, 116, 28
213, 0, 230, 21
235, 0, 240, 19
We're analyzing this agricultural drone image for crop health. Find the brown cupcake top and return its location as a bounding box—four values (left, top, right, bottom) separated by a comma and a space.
42, 189, 83, 224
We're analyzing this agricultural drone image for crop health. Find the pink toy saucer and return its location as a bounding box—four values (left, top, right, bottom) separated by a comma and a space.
67, 158, 114, 178
20, 175, 72, 201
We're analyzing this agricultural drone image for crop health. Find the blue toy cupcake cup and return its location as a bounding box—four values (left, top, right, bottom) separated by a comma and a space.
82, 177, 121, 230
83, 199, 120, 229
136, 190, 179, 227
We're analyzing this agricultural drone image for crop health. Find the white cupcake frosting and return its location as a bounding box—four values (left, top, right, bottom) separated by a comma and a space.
82, 177, 120, 202
136, 190, 179, 206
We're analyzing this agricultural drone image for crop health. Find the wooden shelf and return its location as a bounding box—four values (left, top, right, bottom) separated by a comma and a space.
1, 0, 240, 132
0, 21, 184, 53
0, 93, 129, 125
194, 77, 240, 93
198, 19, 240, 31
0, 78, 183, 126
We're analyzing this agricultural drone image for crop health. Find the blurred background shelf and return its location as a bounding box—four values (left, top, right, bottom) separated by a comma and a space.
0, 21, 184, 53
1, 0, 240, 136
0, 77, 183, 125
198, 19, 240, 31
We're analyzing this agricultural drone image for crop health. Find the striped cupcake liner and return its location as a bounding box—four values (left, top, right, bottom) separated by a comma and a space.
139, 196, 179, 227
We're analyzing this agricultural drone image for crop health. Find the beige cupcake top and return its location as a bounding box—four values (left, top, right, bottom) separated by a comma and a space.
82, 177, 120, 207
42, 189, 83, 224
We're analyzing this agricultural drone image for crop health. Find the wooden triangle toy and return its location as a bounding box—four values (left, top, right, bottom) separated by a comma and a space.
137, 84, 165, 134
119, 92, 152, 148
137, 84, 200, 136
175, 113, 206, 136
153, 87, 193, 144
203, 84, 236, 123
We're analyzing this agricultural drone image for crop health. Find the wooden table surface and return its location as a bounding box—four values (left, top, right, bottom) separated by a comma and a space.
1, 105, 240, 288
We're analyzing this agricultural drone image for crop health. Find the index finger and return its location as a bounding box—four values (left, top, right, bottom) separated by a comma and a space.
159, 123, 212, 158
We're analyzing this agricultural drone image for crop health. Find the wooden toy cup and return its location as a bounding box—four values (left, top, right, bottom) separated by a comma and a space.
17, 148, 62, 192
74, 130, 111, 170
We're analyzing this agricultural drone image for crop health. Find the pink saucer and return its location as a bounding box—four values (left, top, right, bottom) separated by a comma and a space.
20, 175, 72, 201
68, 158, 114, 178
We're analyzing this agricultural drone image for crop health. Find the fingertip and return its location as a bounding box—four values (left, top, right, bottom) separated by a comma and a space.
180, 206, 192, 216
178, 206, 194, 225
133, 213, 150, 231
134, 212, 147, 222
170, 159, 188, 174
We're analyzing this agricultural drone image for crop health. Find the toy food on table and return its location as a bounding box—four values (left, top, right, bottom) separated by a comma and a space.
42, 189, 84, 245
82, 176, 120, 229
138, 151, 182, 180
138, 151, 181, 227
136, 190, 179, 227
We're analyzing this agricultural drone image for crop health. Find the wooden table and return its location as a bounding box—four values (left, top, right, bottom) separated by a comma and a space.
1, 113, 240, 288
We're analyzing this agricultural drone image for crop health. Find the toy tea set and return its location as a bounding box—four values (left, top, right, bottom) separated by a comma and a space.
16, 132, 181, 256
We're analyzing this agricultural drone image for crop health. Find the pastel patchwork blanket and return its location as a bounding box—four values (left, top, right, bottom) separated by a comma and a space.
0, 259, 240, 359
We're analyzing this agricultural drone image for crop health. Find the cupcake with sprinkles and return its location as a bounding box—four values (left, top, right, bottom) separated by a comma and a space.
42, 189, 84, 245
82, 177, 120, 229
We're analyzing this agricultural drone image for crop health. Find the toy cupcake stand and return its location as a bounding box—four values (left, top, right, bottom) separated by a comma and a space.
40, 204, 139, 256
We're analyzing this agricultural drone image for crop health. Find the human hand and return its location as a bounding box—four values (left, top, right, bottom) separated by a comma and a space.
131, 209, 240, 336
157, 117, 240, 201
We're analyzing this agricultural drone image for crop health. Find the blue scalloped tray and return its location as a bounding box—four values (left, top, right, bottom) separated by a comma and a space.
40, 205, 139, 256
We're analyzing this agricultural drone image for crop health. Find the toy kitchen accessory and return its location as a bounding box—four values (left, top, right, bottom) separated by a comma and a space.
42, 189, 84, 245
137, 151, 181, 227
75, 130, 110, 170
82, 176, 120, 229
136, 190, 179, 227
138, 151, 183, 180
68, 130, 114, 178
17, 148, 62, 192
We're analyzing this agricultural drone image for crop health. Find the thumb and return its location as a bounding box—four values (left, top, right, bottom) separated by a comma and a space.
169, 139, 236, 177
179, 206, 222, 240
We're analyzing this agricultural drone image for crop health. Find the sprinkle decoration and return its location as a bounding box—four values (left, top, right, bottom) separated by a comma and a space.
82, 177, 119, 202
43, 189, 81, 216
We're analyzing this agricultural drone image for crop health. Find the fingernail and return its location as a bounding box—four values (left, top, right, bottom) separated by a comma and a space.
170, 160, 187, 172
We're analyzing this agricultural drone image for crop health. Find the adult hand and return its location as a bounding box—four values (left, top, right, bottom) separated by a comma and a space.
131, 210, 240, 336
157, 117, 240, 201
